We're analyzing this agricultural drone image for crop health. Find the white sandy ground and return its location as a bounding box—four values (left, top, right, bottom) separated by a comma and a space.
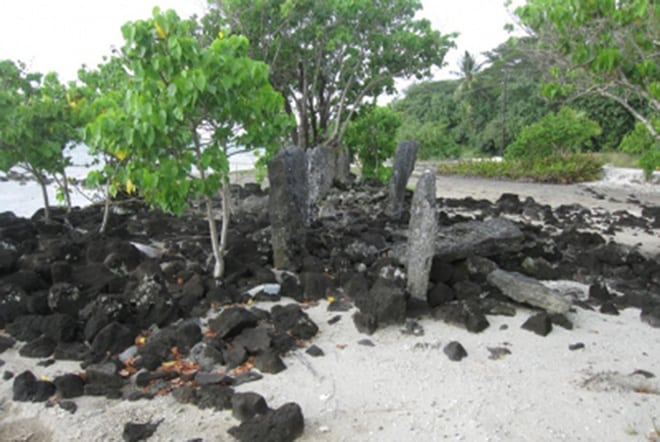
0, 298, 659, 441
0, 164, 659, 441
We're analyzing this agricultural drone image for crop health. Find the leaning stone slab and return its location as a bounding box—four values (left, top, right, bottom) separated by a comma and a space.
406, 171, 438, 301
487, 269, 572, 314
387, 141, 419, 219
268, 146, 308, 270
435, 218, 524, 261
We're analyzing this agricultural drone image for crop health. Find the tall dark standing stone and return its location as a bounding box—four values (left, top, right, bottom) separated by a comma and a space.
268, 146, 308, 270
406, 171, 438, 301
388, 141, 419, 219
306, 145, 335, 223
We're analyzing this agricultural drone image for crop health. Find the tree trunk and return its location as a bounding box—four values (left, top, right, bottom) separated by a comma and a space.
35, 172, 51, 222
99, 182, 111, 234
60, 169, 72, 212
205, 196, 224, 279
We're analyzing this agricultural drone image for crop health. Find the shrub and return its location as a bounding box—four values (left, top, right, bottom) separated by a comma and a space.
397, 119, 460, 160
505, 107, 602, 160
619, 120, 660, 178
438, 153, 603, 184
344, 105, 401, 182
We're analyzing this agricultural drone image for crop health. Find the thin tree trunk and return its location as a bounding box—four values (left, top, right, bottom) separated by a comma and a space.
217, 180, 231, 278
205, 196, 223, 279
99, 182, 111, 234
35, 171, 51, 222
60, 169, 72, 212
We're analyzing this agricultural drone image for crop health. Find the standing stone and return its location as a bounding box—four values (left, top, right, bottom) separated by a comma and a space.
306, 145, 335, 223
388, 141, 419, 219
334, 146, 352, 186
268, 147, 308, 270
406, 171, 438, 301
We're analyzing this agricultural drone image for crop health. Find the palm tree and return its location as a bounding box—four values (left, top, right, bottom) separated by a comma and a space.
451, 50, 484, 93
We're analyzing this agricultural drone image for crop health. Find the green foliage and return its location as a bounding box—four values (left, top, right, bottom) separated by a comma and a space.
620, 120, 660, 177
0, 59, 77, 218
438, 154, 603, 184
397, 119, 460, 160
88, 8, 291, 277
206, 0, 455, 148
506, 107, 602, 160
515, 0, 659, 142
95, 8, 291, 215
344, 106, 401, 181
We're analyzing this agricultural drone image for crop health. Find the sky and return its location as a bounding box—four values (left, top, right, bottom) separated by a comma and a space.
0, 0, 521, 85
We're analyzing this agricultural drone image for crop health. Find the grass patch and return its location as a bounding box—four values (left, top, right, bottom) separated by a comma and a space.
593, 151, 642, 168
437, 154, 604, 184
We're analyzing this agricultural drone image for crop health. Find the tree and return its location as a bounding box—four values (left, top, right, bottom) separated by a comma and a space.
513, 1, 659, 141
77, 56, 134, 233
506, 107, 602, 160
0, 60, 77, 221
452, 50, 484, 93
206, 0, 454, 149
93, 9, 291, 278
344, 105, 402, 181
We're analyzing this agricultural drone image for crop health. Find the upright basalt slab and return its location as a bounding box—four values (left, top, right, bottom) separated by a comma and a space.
268, 147, 308, 270
306, 145, 335, 223
387, 141, 419, 220
406, 171, 438, 301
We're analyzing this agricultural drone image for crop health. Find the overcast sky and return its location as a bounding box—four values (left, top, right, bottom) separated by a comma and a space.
0, 0, 520, 85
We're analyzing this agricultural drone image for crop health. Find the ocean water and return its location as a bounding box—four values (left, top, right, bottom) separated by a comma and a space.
0, 144, 260, 217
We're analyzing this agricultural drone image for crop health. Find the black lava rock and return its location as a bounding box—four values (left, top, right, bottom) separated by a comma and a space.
522, 313, 553, 336
19, 335, 56, 358
208, 307, 259, 339
91, 321, 136, 356
228, 402, 304, 442
123, 420, 162, 442
352, 311, 377, 335
569, 343, 585, 351
443, 341, 468, 361
427, 282, 455, 307
53, 373, 85, 398
232, 392, 270, 422
600, 302, 620, 315
195, 384, 234, 410
254, 350, 286, 374
305, 345, 324, 357
271, 304, 318, 340
0, 334, 16, 352
12, 370, 55, 402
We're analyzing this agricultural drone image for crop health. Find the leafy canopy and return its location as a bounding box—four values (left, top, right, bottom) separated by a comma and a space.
206, 0, 454, 149
344, 105, 402, 182
93, 8, 291, 215
506, 107, 602, 160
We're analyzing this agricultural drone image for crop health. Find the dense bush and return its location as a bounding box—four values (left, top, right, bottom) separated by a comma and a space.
619, 120, 660, 178
397, 119, 460, 160
505, 107, 602, 160
438, 153, 604, 184
345, 105, 401, 182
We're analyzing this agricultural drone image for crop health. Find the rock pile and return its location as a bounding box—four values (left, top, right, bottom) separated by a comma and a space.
0, 165, 659, 440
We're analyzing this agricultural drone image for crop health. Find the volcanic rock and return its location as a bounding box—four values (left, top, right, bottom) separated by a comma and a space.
387, 141, 419, 219
19, 335, 56, 358
352, 311, 377, 335
487, 269, 571, 314
522, 312, 553, 336
122, 420, 162, 442
444, 341, 468, 361
269, 146, 308, 270
232, 392, 270, 422
406, 170, 438, 301
228, 402, 304, 442
91, 322, 136, 356
53, 373, 85, 398
271, 304, 318, 340
254, 349, 286, 374
209, 307, 259, 339
435, 218, 524, 261
0, 335, 16, 352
